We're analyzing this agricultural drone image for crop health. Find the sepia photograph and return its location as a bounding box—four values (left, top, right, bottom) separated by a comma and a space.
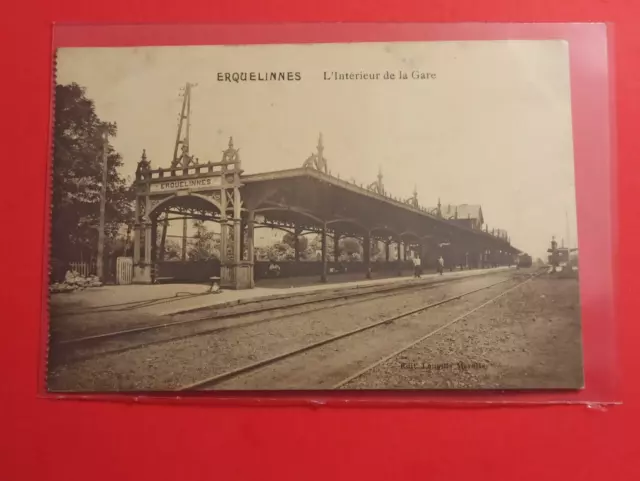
46, 40, 583, 392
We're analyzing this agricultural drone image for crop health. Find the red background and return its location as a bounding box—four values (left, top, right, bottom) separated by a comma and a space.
1, 2, 635, 481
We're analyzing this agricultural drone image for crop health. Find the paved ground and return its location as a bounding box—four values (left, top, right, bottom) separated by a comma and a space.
47, 267, 583, 392
50, 266, 509, 317
256, 269, 417, 289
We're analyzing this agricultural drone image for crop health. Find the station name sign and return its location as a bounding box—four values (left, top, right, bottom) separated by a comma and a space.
149, 175, 221, 193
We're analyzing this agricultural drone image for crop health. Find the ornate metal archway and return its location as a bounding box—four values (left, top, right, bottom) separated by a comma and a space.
132, 138, 253, 288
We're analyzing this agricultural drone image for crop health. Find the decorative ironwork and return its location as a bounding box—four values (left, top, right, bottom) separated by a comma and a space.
221, 137, 241, 166
302, 133, 328, 174
225, 190, 234, 209
135, 149, 151, 178
425, 198, 441, 216
175, 144, 197, 168
404, 185, 419, 208
367, 167, 385, 195
226, 226, 235, 262
149, 198, 164, 212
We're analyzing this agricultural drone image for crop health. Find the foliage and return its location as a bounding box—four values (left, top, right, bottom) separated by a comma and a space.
255, 242, 296, 261
162, 239, 182, 261
371, 240, 386, 261
51, 83, 134, 263
255, 234, 379, 263
108, 235, 131, 258
339, 237, 362, 256
282, 232, 309, 253
308, 235, 322, 259
187, 220, 220, 261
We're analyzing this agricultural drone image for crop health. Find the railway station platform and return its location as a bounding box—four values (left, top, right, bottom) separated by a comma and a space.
50, 267, 513, 317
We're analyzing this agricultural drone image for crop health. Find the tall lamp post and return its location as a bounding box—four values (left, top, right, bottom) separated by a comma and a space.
97, 126, 109, 281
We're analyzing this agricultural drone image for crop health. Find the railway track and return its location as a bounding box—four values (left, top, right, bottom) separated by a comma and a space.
332, 274, 539, 389
52, 273, 492, 365
177, 270, 541, 391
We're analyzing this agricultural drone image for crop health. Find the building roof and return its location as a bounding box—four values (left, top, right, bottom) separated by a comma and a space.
494, 228, 508, 239
239, 168, 518, 253
426, 203, 484, 223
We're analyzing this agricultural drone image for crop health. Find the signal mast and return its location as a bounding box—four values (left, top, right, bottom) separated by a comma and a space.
158, 82, 198, 261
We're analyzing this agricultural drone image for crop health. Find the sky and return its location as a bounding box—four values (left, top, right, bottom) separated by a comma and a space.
56, 40, 578, 260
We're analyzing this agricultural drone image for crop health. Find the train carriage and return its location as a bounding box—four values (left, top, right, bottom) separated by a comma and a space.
517, 253, 533, 268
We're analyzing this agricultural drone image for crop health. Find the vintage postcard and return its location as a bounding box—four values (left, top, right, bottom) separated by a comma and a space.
47, 40, 583, 392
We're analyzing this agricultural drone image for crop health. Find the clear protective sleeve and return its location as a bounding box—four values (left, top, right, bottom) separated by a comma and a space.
42, 22, 619, 407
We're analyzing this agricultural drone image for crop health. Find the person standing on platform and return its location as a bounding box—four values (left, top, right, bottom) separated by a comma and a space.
412, 255, 422, 278
437, 255, 445, 275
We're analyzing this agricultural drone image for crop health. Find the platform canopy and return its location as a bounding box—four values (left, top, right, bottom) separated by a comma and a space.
132, 134, 521, 288
241, 167, 520, 255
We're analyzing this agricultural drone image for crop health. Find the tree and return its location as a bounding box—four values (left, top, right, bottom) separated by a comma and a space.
306, 234, 323, 260
371, 240, 385, 261
162, 239, 182, 261
51, 83, 134, 265
255, 241, 295, 261
108, 235, 130, 258
188, 220, 220, 261
282, 232, 309, 253
339, 237, 362, 256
